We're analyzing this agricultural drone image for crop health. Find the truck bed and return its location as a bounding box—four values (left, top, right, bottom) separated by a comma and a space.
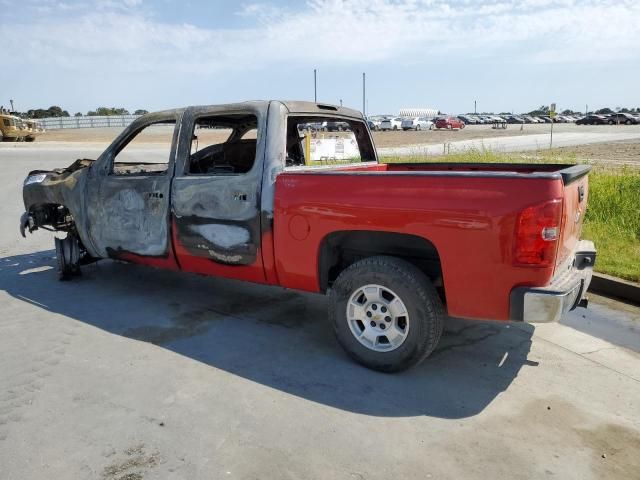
274, 161, 590, 321
287, 161, 590, 182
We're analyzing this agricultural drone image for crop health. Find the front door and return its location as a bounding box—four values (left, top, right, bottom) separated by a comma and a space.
85, 114, 180, 266
170, 106, 267, 283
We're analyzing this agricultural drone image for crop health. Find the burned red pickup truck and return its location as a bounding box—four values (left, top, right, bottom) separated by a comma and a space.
20, 101, 595, 371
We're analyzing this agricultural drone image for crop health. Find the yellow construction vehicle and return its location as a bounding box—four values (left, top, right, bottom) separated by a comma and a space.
22, 118, 45, 141
0, 112, 44, 141
0, 112, 25, 141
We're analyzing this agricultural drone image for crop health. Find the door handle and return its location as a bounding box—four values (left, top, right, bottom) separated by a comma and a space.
233, 192, 248, 201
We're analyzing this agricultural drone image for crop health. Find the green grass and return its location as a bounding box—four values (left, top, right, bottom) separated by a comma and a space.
582, 168, 640, 282
380, 150, 640, 282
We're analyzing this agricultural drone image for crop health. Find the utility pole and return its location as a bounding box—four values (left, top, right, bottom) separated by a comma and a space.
474, 100, 477, 114
585, 104, 588, 116
314, 69, 317, 103
362, 72, 366, 117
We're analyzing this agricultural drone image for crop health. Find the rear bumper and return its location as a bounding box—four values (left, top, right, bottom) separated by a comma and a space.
510, 240, 596, 323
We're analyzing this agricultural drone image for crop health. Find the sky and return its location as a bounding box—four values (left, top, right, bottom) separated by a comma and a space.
2, 0, 639, 115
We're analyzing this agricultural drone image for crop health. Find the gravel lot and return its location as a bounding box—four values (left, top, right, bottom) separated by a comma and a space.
1, 145, 639, 480
34, 122, 640, 147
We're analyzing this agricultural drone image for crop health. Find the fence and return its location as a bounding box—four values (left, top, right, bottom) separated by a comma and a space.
37, 115, 141, 130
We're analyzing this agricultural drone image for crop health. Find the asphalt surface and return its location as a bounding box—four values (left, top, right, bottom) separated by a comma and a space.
1, 145, 639, 480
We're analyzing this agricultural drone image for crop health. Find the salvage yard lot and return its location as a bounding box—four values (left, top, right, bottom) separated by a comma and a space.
35, 122, 640, 149
0, 140, 639, 479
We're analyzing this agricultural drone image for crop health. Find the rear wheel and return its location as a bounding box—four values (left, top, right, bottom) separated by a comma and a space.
416, 124, 421, 131
329, 256, 445, 372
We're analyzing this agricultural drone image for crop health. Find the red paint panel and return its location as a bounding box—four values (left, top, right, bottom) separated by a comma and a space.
171, 219, 268, 284
116, 251, 180, 270
273, 171, 565, 321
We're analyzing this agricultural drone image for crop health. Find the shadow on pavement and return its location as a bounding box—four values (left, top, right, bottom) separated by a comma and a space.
0, 250, 536, 419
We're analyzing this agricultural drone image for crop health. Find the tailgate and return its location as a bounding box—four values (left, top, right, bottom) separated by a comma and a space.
556, 166, 591, 270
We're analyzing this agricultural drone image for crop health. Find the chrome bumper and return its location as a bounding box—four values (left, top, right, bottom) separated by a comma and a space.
510, 240, 596, 323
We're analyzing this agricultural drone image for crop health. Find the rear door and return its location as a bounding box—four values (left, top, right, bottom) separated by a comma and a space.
170, 106, 268, 283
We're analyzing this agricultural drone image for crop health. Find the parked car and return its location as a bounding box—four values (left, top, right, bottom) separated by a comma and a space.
435, 116, 465, 129
606, 113, 639, 125
401, 117, 434, 131
536, 116, 553, 123
20, 100, 595, 372
576, 115, 608, 125
368, 116, 384, 131
506, 115, 524, 124
380, 117, 403, 131
458, 115, 476, 125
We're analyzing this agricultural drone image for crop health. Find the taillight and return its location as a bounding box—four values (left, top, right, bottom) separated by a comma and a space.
513, 199, 563, 267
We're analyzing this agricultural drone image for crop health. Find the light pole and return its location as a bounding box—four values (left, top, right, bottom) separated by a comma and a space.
362, 72, 366, 117
474, 100, 477, 115
314, 69, 317, 103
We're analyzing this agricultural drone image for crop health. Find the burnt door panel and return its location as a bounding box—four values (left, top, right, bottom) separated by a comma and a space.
85, 117, 178, 260
90, 175, 173, 258
172, 175, 261, 265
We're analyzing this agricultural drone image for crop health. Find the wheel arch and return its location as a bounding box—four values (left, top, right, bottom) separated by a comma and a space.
317, 230, 445, 302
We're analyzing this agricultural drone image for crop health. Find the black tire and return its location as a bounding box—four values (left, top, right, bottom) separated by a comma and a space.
329, 256, 445, 372
55, 234, 81, 280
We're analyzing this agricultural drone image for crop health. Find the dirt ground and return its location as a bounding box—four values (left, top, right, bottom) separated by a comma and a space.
38, 124, 545, 145
34, 125, 640, 164
542, 140, 640, 167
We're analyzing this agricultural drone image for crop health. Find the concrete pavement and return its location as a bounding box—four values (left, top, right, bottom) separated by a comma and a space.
1, 145, 639, 480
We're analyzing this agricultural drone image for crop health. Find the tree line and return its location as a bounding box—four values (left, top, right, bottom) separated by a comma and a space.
528, 105, 640, 116
14, 106, 149, 119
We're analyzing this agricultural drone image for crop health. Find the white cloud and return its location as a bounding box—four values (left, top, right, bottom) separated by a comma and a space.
1, 0, 639, 75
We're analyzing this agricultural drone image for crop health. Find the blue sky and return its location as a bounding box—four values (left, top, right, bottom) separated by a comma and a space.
2, 0, 639, 115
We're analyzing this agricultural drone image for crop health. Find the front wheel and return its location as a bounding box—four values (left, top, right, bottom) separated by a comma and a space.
329, 256, 445, 372
55, 234, 81, 280
416, 124, 421, 131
